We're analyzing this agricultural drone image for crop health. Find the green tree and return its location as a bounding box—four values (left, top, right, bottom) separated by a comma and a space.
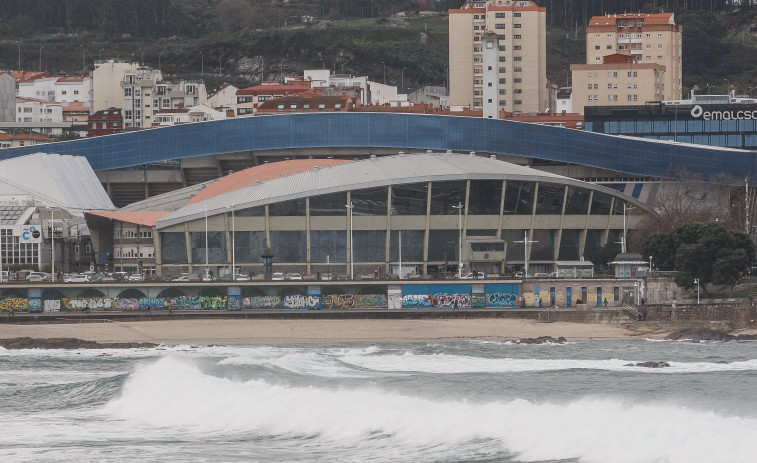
642, 222, 755, 292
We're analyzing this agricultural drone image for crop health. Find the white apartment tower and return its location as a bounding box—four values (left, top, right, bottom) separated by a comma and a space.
585, 12, 682, 100
449, 0, 547, 114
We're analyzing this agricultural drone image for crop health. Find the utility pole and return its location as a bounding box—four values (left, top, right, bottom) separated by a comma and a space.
514, 231, 538, 278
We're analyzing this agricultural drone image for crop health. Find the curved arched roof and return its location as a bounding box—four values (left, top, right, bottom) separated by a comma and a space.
3, 113, 754, 181
156, 152, 653, 229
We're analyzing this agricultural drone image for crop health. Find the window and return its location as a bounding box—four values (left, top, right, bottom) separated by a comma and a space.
633, 71, 638, 77
499, 57, 506, 62
514, 99, 522, 105
594, 83, 598, 89
124, 110, 132, 119
588, 84, 593, 90
498, 67, 506, 73
495, 12, 505, 18
513, 35, 521, 39
607, 45, 612, 49
587, 72, 593, 77
474, 26, 480, 30
514, 12, 521, 17
514, 45, 521, 50
514, 67, 522, 72
498, 46, 505, 51
595, 45, 601, 50
124, 88, 132, 97
607, 83, 613, 89
514, 78, 522, 83
499, 78, 506, 84
495, 24, 505, 29
658, 44, 663, 48
657, 33, 663, 37
646, 33, 651, 38
74, 90, 79, 95
497, 35, 505, 40
277, 104, 284, 112
646, 44, 651, 49
514, 24, 521, 28
514, 89, 522, 94
595, 34, 601, 38
499, 89, 506, 95
607, 34, 612, 38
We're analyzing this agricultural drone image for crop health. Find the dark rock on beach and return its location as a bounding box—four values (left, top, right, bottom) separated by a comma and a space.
517, 336, 567, 344
0, 337, 159, 350
624, 361, 671, 368
664, 328, 757, 342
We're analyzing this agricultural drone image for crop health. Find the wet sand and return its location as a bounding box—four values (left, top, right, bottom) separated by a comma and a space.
0, 318, 673, 345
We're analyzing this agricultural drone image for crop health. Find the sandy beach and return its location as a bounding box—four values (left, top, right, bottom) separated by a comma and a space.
0, 318, 673, 344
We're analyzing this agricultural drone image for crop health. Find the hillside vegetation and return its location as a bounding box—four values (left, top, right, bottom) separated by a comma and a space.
0, 0, 755, 95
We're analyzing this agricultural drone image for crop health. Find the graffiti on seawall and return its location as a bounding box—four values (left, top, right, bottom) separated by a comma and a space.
283, 295, 321, 310
0, 298, 28, 312
400, 292, 518, 308
322, 294, 387, 309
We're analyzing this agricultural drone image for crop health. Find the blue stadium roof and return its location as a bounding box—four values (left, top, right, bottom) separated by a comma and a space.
4, 113, 755, 180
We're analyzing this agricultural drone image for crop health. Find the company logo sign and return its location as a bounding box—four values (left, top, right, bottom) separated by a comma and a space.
691, 105, 757, 121
20, 226, 42, 243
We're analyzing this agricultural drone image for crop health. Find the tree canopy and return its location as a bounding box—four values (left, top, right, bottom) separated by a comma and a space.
641, 222, 755, 290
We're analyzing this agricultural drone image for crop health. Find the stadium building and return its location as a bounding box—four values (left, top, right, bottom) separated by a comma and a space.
86, 152, 651, 278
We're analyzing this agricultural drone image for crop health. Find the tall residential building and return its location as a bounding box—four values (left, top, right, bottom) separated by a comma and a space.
449, 0, 547, 115
92, 60, 139, 113
586, 12, 682, 100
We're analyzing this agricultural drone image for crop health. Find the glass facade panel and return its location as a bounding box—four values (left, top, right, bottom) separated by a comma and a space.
653, 121, 668, 133
310, 192, 348, 216
501, 229, 527, 261
584, 229, 603, 258
606, 121, 619, 133
619, 121, 635, 133
268, 198, 306, 216
704, 120, 720, 131
687, 119, 703, 132
564, 186, 591, 214
352, 186, 388, 216
558, 229, 580, 260
590, 192, 612, 215
235, 206, 265, 217
190, 231, 227, 264
531, 229, 556, 260
636, 120, 652, 134
310, 230, 346, 262
234, 231, 266, 263
722, 119, 738, 132
468, 180, 502, 215
427, 229, 459, 262
389, 230, 424, 261
271, 230, 306, 262
503, 181, 535, 215
353, 230, 386, 262
429, 181, 467, 215
671, 120, 686, 134
611, 198, 625, 215
535, 183, 565, 215
391, 183, 427, 215
161, 232, 187, 264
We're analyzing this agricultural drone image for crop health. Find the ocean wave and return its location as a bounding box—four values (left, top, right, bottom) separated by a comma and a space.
101, 356, 757, 463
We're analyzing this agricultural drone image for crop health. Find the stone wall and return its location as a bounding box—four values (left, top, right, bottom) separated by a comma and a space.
643, 303, 757, 325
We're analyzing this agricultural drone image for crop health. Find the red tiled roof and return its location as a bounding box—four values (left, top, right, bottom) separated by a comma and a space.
237, 84, 310, 96
56, 76, 86, 83
86, 211, 172, 227
63, 101, 89, 112
208, 82, 231, 98
16, 96, 57, 104
4, 71, 50, 82
0, 132, 52, 142
588, 12, 674, 26
188, 159, 352, 205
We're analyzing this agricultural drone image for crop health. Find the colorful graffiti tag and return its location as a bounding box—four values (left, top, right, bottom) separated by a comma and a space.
322, 294, 387, 309
0, 298, 28, 312
242, 296, 283, 309
282, 295, 321, 310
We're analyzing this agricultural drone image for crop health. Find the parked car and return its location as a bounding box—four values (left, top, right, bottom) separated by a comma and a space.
337, 273, 349, 280
533, 273, 549, 278
64, 274, 90, 283
285, 272, 303, 281
514, 272, 525, 278
272, 272, 285, 281
457, 272, 485, 280
127, 273, 144, 282
231, 273, 251, 281
320, 272, 333, 281
27, 272, 51, 281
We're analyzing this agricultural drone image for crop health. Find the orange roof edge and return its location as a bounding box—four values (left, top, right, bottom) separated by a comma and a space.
86, 211, 171, 227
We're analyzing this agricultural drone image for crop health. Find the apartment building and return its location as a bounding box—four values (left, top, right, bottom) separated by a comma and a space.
586, 12, 682, 100
92, 60, 139, 113
121, 67, 207, 129
449, 0, 547, 114
235, 82, 311, 116
571, 55, 665, 115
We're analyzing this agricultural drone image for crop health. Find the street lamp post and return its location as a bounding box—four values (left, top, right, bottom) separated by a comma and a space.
346, 202, 354, 279
622, 203, 635, 253
204, 207, 209, 280
227, 204, 236, 280
159, 52, 163, 71
16, 40, 21, 71
398, 229, 402, 280
452, 202, 464, 278
200, 51, 204, 76
514, 231, 538, 278
694, 278, 700, 304
80, 45, 85, 71
38, 44, 43, 72
381, 60, 385, 84
649, 255, 653, 276
401, 66, 406, 89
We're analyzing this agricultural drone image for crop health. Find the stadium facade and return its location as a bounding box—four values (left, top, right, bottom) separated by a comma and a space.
87, 152, 650, 278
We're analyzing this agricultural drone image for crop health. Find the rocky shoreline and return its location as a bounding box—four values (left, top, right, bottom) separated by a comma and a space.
0, 337, 159, 349
664, 328, 757, 342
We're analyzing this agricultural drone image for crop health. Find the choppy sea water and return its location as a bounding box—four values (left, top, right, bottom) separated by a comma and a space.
1, 339, 756, 463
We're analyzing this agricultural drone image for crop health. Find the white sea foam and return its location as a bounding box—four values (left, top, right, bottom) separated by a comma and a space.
102, 356, 757, 463
335, 351, 757, 374
219, 351, 384, 378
